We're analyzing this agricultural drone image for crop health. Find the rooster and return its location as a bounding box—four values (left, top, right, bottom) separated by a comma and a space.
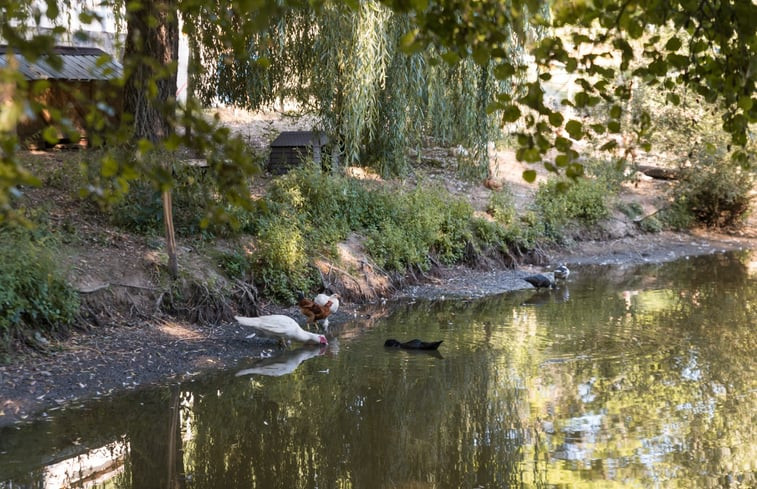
314, 292, 340, 313
314, 292, 340, 328
297, 291, 335, 328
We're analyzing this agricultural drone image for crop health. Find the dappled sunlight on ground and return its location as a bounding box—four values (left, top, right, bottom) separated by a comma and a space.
346, 166, 382, 181
157, 320, 204, 341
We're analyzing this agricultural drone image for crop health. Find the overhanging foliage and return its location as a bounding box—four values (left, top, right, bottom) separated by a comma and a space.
0, 0, 754, 222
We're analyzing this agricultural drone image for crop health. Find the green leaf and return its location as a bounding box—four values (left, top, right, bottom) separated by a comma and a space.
45, 0, 59, 20
738, 96, 754, 111
440, 51, 460, 64
165, 134, 182, 151
523, 170, 537, 182
555, 154, 570, 167
101, 156, 119, 178
610, 104, 622, 119
565, 120, 583, 139
548, 112, 564, 127
472, 46, 490, 66
665, 36, 682, 51
486, 101, 504, 115
555, 136, 572, 152
566, 163, 585, 178
400, 29, 424, 54
600, 140, 618, 151
493, 63, 515, 80
626, 18, 644, 39
607, 120, 621, 133
523, 148, 541, 162
502, 105, 521, 123
574, 91, 589, 107
42, 126, 59, 144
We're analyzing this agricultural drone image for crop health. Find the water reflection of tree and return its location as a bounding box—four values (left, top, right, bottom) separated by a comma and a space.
529, 252, 757, 488
129, 386, 185, 489
3, 253, 755, 488
179, 295, 546, 488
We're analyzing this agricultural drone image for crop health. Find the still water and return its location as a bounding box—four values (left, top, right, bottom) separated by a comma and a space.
1, 252, 756, 488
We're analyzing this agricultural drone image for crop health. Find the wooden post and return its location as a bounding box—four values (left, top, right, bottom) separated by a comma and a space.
162, 189, 178, 279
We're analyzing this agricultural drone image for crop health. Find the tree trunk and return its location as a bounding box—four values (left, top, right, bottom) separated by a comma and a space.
123, 0, 180, 279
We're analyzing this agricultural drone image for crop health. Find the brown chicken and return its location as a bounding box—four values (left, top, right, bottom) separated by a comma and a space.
297, 291, 334, 327
483, 177, 503, 190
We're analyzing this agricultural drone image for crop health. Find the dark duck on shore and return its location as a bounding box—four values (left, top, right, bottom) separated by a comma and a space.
523, 273, 556, 289
384, 339, 443, 350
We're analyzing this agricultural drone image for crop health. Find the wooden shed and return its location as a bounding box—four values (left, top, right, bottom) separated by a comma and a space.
268, 131, 329, 175
0, 45, 123, 147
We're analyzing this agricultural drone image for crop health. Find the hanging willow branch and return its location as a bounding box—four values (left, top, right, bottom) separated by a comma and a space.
188, 0, 537, 177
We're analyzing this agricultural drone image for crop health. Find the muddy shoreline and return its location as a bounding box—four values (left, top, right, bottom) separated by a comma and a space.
1, 230, 754, 428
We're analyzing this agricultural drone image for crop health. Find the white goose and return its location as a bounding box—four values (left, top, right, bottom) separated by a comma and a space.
235, 315, 328, 347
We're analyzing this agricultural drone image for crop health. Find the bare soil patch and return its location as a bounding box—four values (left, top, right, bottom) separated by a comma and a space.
1, 108, 755, 427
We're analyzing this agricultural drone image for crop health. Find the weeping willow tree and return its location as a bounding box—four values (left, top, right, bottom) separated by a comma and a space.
188, 0, 533, 178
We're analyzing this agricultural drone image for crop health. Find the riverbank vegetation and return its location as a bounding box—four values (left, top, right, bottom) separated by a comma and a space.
1, 114, 753, 357
1, 0, 755, 357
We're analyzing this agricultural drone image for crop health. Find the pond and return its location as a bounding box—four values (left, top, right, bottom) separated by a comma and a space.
1, 252, 756, 488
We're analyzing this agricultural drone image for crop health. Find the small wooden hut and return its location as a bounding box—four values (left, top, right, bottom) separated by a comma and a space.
268, 131, 329, 174
0, 45, 123, 147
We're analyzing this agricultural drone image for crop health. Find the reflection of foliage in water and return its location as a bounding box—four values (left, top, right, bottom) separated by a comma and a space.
1, 253, 755, 488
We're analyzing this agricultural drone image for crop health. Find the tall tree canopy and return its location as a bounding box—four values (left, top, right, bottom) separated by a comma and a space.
0, 0, 754, 220
392, 0, 756, 178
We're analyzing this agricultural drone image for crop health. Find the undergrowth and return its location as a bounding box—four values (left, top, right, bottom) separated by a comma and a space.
534, 173, 615, 240
668, 156, 754, 230
257, 165, 477, 299
0, 225, 79, 356
103, 160, 629, 302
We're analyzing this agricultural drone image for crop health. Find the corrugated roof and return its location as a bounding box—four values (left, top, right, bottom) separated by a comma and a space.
271, 131, 328, 147
0, 45, 122, 81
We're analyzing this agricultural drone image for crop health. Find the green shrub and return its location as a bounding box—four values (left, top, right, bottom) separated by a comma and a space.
366, 221, 423, 271
110, 165, 221, 237
0, 227, 79, 352
214, 249, 251, 279
261, 166, 477, 274
363, 186, 474, 271
584, 158, 629, 193
252, 215, 316, 302
617, 201, 644, 219
434, 199, 475, 263
658, 204, 694, 231
672, 160, 753, 229
639, 215, 663, 233
535, 177, 612, 237
109, 178, 163, 235
487, 190, 517, 226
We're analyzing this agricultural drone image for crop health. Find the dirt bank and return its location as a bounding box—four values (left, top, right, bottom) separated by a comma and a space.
1, 227, 754, 428
2, 108, 755, 427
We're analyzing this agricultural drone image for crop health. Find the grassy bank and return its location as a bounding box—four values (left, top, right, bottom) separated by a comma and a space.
2, 144, 753, 357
